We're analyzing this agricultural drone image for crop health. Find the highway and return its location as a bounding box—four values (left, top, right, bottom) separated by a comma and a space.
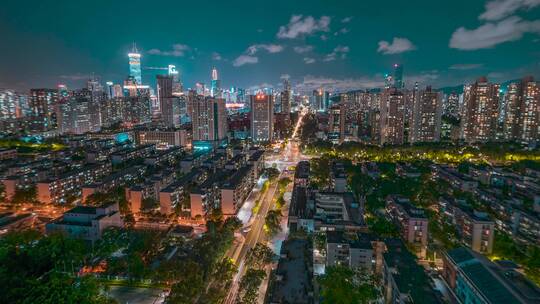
224, 108, 308, 304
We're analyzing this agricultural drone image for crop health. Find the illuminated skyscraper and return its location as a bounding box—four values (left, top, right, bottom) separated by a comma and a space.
380, 88, 405, 145
191, 96, 227, 149
461, 77, 500, 143
328, 104, 345, 143
393, 64, 403, 88
504, 76, 540, 143
410, 86, 442, 143
128, 43, 142, 85
281, 78, 292, 115
250, 94, 274, 142
210, 67, 221, 97
0, 89, 18, 120
29, 88, 59, 131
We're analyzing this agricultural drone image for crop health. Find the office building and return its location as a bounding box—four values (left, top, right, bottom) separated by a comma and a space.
250, 94, 274, 142
393, 64, 404, 88
128, 43, 142, 84
210, 67, 221, 97
461, 77, 500, 143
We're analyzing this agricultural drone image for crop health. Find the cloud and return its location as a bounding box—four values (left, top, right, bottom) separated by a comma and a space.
233, 55, 258, 67
59, 74, 93, 81
377, 37, 416, 54
449, 16, 540, 50
320, 35, 329, 41
480, 0, 540, 21
280, 74, 290, 80
341, 16, 353, 23
293, 45, 314, 54
147, 44, 191, 57
323, 45, 350, 62
277, 15, 331, 39
407, 71, 440, 84
295, 75, 385, 93
249, 83, 274, 91
304, 57, 316, 64
247, 44, 285, 55
212, 52, 222, 60
449, 63, 484, 70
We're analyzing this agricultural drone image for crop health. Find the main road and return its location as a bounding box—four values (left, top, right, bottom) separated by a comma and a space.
224, 108, 309, 304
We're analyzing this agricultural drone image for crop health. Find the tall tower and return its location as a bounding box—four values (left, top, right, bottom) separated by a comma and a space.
191, 96, 227, 149
380, 88, 405, 145
393, 64, 403, 88
210, 67, 221, 98
128, 43, 142, 85
281, 78, 292, 115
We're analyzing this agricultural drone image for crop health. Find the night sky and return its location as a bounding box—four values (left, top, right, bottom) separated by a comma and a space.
1, 0, 539, 93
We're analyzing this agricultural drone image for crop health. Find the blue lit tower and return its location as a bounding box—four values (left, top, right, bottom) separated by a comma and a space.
210, 67, 221, 97
393, 64, 403, 88
128, 43, 142, 85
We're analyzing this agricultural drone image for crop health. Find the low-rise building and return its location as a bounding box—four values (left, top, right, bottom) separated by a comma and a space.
443, 247, 540, 304
46, 202, 123, 243
386, 195, 428, 258
438, 196, 495, 254
221, 165, 254, 216
432, 165, 478, 192
331, 161, 347, 193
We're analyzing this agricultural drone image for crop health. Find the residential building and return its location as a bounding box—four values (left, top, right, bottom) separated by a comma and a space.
250, 94, 274, 142
386, 195, 428, 258
461, 77, 500, 143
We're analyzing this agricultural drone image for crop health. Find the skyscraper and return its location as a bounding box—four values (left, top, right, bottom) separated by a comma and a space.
128, 43, 142, 85
0, 89, 18, 121
410, 86, 442, 143
250, 94, 274, 142
29, 88, 59, 131
281, 78, 292, 115
210, 67, 221, 98
168, 65, 183, 96
393, 64, 404, 88
461, 77, 500, 143
504, 76, 540, 144
380, 88, 405, 145
328, 104, 345, 143
191, 96, 227, 149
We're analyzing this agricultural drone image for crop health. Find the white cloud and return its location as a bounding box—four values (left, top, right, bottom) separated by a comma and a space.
323, 45, 350, 62
449, 16, 540, 50
59, 74, 93, 80
480, 0, 540, 21
212, 52, 222, 60
293, 45, 314, 54
247, 44, 284, 55
304, 57, 316, 64
277, 15, 331, 39
249, 83, 274, 91
341, 16, 353, 23
449, 63, 484, 70
320, 34, 328, 41
377, 37, 416, 54
147, 44, 191, 57
233, 55, 258, 67
280, 74, 290, 80
295, 75, 385, 93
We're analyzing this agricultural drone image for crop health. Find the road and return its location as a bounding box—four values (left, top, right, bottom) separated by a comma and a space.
224, 108, 308, 304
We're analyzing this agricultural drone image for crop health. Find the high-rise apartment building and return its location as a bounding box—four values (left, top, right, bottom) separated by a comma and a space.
393, 64, 404, 88
504, 76, 540, 144
328, 104, 345, 143
380, 88, 405, 145
191, 95, 227, 149
250, 94, 274, 142
410, 86, 442, 143
461, 77, 500, 143
0, 89, 19, 120
29, 88, 59, 131
280, 78, 292, 115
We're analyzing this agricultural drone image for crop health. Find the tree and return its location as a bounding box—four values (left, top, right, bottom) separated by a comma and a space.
10, 186, 37, 205
167, 261, 205, 304
246, 243, 274, 269
265, 210, 282, 236
237, 268, 266, 304
263, 167, 280, 181
318, 265, 376, 304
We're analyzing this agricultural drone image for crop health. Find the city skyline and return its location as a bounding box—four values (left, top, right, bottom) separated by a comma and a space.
1, 0, 540, 92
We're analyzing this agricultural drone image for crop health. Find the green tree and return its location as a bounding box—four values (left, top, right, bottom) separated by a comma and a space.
237, 268, 266, 304
246, 243, 274, 269
318, 265, 376, 304
265, 210, 282, 236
